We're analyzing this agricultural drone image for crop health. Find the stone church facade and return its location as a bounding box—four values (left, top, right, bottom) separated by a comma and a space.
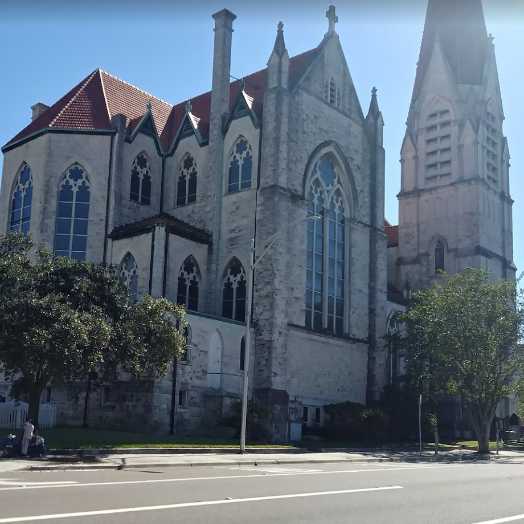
0, 1, 514, 439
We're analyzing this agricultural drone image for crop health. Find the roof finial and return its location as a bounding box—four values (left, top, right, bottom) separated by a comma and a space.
326, 5, 338, 35
185, 99, 192, 114
367, 86, 380, 120
146, 100, 152, 112
272, 21, 287, 56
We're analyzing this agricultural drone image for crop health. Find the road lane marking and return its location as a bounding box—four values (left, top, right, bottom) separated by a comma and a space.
0, 485, 403, 522
473, 515, 524, 524
0, 464, 461, 492
0, 480, 77, 487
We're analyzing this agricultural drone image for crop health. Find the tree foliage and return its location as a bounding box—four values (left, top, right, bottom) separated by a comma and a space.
401, 269, 523, 453
0, 234, 187, 426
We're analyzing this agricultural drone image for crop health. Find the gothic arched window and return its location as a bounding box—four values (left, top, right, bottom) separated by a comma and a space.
177, 256, 200, 311
54, 164, 90, 261
177, 154, 197, 207
120, 253, 139, 302
240, 336, 246, 371
9, 163, 32, 235
130, 152, 152, 205
222, 258, 246, 322
305, 155, 347, 336
435, 240, 445, 273
228, 137, 253, 193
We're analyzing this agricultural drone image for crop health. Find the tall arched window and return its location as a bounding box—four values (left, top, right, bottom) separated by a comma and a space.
435, 240, 445, 273
222, 258, 246, 322
9, 163, 32, 235
177, 154, 197, 207
305, 155, 347, 336
54, 164, 90, 261
176, 256, 200, 311
130, 152, 151, 205
120, 253, 139, 302
228, 137, 253, 193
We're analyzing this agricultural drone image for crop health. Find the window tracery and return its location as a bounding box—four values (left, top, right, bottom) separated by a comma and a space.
120, 253, 139, 302
54, 164, 90, 261
228, 138, 253, 193
130, 152, 152, 205
222, 258, 246, 322
177, 154, 197, 207
9, 163, 32, 235
305, 155, 346, 335
177, 256, 200, 311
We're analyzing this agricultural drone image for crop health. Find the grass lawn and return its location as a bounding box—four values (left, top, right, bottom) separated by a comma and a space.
40, 427, 295, 450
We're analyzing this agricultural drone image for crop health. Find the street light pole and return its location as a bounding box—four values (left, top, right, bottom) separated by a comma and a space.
240, 238, 255, 453
239, 215, 320, 453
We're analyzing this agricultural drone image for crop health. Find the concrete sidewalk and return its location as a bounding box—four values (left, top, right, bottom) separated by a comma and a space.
2, 448, 524, 472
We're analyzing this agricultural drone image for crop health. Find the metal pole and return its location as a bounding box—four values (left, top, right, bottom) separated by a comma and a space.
240, 239, 255, 453
418, 393, 423, 455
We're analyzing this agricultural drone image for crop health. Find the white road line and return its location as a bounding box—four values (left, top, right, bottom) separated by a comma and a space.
0, 485, 403, 522
473, 515, 524, 524
0, 481, 77, 487
0, 464, 460, 492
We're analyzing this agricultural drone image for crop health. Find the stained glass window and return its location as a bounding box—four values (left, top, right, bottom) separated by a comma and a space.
222, 258, 246, 322
9, 163, 32, 235
177, 154, 197, 207
305, 155, 346, 336
228, 138, 253, 193
130, 152, 152, 205
120, 253, 139, 302
176, 256, 200, 311
54, 164, 90, 261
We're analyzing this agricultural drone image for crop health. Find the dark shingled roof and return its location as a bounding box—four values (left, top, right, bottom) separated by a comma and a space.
412, 0, 489, 100
109, 213, 211, 245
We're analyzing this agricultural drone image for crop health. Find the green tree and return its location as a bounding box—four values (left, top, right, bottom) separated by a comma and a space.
401, 269, 523, 454
0, 234, 187, 427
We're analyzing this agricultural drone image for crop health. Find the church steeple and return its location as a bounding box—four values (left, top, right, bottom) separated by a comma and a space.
397, 0, 515, 291
412, 0, 489, 101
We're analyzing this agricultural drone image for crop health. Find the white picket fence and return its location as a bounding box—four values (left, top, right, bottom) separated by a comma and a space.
0, 402, 57, 429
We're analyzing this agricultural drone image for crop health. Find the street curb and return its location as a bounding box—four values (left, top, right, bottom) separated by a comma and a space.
24, 453, 506, 472
27, 456, 392, 471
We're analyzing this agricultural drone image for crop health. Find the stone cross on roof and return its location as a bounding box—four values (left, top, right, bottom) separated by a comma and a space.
326, 5, 338, 34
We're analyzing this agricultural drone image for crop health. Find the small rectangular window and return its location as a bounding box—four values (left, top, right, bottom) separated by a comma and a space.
315, 407, 321, 424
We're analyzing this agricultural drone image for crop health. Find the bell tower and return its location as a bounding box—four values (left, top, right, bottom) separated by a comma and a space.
397, 0, 514, 291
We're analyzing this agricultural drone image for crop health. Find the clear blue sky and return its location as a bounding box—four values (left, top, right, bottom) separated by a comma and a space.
1, 1, 523, 272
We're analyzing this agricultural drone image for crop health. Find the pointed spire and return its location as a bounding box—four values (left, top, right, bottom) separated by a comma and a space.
185, 99, 192, 114
325, 5, 338, 36
272, 21, 287, 57
413, 0, 489, 100
146, 100, 152, 112
367, 87, 380, 120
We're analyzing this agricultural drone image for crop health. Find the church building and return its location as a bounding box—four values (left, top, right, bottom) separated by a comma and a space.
0, 0, 513, 440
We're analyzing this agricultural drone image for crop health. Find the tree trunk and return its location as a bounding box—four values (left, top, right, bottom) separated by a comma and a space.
83, 376, 92, 428
28, 388, 42, 428
434, 424, 439, 456
477, 422, 491, 454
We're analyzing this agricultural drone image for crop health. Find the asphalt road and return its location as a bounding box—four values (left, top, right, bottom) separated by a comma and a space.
1, 460, 524, 523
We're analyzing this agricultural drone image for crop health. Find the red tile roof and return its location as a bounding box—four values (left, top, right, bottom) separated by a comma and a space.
385, 220, 399, 248
4, 46, 321, 152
